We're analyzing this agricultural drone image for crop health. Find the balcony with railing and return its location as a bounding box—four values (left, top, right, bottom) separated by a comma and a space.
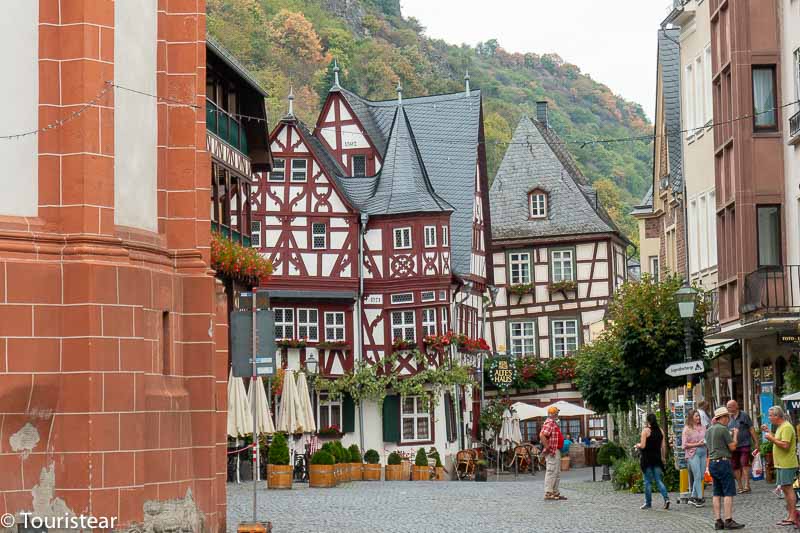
705, 288, 720, 333
207, 99, 249, 154
789, 109, 800, 145
741, 266, 800, 320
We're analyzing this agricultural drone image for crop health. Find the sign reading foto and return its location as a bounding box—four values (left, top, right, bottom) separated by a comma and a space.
665, 360, 705, 377
778, 334, 800, 345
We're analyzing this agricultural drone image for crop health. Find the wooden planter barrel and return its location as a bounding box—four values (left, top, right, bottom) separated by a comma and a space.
266, 464, 292, 489
560, 456, 571, 471
385, 464, 405, 481
436, 466, 446, 481
412, 465, 430, 481
309, 465, 336, 488
350, 463, 363, 481
363, 463, 381, 481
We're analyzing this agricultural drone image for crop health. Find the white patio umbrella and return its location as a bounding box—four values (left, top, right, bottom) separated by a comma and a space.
546, 400, 596, 417
227, 369, 252, 484
511, 402, 548, 420
277, 369, 302, 434
295, 372, 317, 434
248, 376, 275, 436
498, 408, 517, 452
782, 391, 800, 401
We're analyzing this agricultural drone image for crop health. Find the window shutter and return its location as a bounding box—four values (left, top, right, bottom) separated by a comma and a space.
382, 395, 401, 443
444, 392, 456, 443
342, 393, 356, 433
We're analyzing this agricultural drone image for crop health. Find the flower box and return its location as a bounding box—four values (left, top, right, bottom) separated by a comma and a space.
548, 280, 577, 295
276, 338, 307, 349
317, 340, 351, 350
317, 425, 342, 439
509, 283, 534, 296
392, 338, 417, 351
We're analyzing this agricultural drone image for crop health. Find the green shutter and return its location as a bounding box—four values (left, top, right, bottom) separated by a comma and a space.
382, 395, 401, 443
342, 393, 356, 433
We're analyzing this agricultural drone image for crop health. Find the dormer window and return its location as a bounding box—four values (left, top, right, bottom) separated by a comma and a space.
529, 190, 547, 218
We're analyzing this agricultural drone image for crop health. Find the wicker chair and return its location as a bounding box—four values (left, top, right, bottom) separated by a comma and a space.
455, 450, 475, 480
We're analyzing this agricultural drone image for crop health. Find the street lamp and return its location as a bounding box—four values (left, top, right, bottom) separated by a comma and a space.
674, 285, 700, 402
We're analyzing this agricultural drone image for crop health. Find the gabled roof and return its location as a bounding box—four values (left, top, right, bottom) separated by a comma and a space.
333, 88, 482, 274
631, 185, 654, 216
340, 107, 452, 216
658, 28, 683, 194
489, 116, 623, 241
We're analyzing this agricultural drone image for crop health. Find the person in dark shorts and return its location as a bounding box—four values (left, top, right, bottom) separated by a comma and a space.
726, 400, 758, 494
707, 406, 744, 530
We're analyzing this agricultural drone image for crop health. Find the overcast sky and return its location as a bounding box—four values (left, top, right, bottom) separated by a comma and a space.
400, 0, 669, 120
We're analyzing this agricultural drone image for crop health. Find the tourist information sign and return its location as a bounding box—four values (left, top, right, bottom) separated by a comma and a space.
665, 360, 704, 377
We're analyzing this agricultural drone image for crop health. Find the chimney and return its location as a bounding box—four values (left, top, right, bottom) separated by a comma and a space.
396, 80, 403, 106
332, 59, 340, 88
464, 70, 471, 97
536, 100, 549, 128
287, 87, 295, 117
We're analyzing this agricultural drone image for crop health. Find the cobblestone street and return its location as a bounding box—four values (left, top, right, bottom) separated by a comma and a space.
227, 468, 797, 532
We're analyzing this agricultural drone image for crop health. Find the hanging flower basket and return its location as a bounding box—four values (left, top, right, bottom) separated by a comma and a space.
276, 338, 307, 349
211, 231, 273, 285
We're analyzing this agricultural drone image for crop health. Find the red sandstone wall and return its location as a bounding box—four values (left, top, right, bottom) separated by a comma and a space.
0, 1, 226, 531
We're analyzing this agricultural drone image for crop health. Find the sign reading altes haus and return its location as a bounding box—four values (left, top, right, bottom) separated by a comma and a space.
488, 357, 516, 389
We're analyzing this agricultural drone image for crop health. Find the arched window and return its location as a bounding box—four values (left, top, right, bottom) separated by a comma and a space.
529, 189, 547, 219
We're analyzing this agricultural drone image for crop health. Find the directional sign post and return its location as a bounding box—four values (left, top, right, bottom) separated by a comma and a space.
665, 360, 705, 378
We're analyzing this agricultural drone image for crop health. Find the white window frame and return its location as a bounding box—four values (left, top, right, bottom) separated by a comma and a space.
317, 392, 342, 430
551, 249, 574, 282
509, 252, 531, 285
794, 48, 800, 103
551, 319, 579, 357
390, 293, 414, 305
391, 310, 416, 342
324, 312, 345, 341
529, 192, 547, 218
685, 62, 695, 135
708, 190, 717, 268
704, 45, 713, 125
274, 308, 294, 339
312, 222, 327, 250
269, 158, 285, 182
441, 307, 449, 333
649, 256, 660, 282
401, 395, 431, 443
297, 308, 319, 342
695, 55, 704, 133
422, 308, 437, 337
688, 198, 700, 275
394, 227, 412, 249
250, 220, 261, 248
442, 226, 449, 247
421, 291, 436, 303
290, 159, 307, 182
509, 321, 536, 357
424, 226, 437, 248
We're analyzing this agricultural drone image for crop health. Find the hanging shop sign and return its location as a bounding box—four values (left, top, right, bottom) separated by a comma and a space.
778, 334, 800, 346
488, 357, 516, 390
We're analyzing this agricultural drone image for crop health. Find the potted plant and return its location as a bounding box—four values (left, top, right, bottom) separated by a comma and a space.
320, 441, 345, 485
429, 447, 446, 480
309, 450, 336, 488
266, 433, 292, 489
385, 451, 405, 481
474, 459, 488, 482
348, 444, 363, 481
412, 448, 431, 481
363, 449, 381, 481
761, 440, 775, 483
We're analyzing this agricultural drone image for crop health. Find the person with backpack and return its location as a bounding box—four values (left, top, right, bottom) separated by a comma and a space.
540, 405, 566, 500
635, 413, 670, 510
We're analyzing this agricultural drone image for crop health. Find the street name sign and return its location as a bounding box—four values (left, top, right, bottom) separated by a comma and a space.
665, 360, 705, 377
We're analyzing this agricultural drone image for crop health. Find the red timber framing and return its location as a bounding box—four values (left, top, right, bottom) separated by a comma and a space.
314, 92, 381, 176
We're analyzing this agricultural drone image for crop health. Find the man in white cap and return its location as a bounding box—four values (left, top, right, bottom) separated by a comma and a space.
706, 406, 744, 530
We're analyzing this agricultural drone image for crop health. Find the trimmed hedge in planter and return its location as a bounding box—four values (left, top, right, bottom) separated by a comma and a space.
385, 451, 405, 481
309, 451, 336, 488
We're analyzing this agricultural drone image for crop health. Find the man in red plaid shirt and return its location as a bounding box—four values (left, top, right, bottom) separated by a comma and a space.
540, 406, 566, 500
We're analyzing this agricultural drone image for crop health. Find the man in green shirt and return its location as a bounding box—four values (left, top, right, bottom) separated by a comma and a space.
762, 405, 798, 527
706, 406, 744, 530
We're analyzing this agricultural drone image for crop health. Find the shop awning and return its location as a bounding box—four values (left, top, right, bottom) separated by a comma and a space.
705, 340, 738, 360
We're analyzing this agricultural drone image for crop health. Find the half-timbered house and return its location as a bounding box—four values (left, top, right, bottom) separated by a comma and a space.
486, 103, 629, 441
252, 70, 490, 459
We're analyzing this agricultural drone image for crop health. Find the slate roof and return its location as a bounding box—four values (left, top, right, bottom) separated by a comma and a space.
339, 107, 453, 215
659, 28, 683, 194
631, 185, 654, 216
206, 35, 268, 98
332, 87, 482, 275
489, 116, 623, 241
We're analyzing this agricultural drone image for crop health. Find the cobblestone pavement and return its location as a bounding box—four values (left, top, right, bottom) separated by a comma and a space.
227, 468, 798, 532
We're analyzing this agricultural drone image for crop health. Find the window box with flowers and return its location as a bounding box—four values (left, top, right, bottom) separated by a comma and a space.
211, 231, 273, 286
392, 338, 417, 351
548, 280, 578, 297
317, 425, 343, 439
317, 340, 351, 350
276, 338, 307, 349
549, 356, 577, 381
509, 283, 535, 304
422, 333, 452, 354
453, 334, 490, 354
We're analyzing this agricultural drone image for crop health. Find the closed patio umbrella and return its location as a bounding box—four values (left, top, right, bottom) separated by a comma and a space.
511, 410, 523, 445
498, 408, 517, 452
295, 372, 317, 434
227, 369, 252, 438
248, 376, 275, 436
277, 369, 302, 434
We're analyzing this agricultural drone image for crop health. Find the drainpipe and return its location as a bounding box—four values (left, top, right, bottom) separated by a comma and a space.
357, 212, 369, 453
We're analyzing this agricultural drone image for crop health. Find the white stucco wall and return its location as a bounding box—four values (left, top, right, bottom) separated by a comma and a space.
0, 1, 38, 216
114, 0, 158, 231
782, 0, 800, 266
